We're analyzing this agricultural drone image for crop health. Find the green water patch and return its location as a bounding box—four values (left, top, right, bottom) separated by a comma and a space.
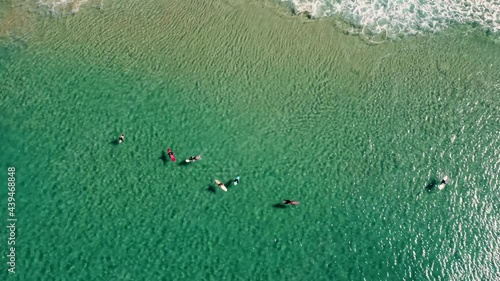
0, 36, 27, 75
0, 0, 499, 280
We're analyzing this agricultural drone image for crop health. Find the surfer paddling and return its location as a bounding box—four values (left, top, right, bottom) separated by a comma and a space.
282, 199, 300, 205
185, 155, 201, 163
438, 176, 449, 190
167, 148, 176, 162
215, 179, 227, 192
118, 133, 125, 144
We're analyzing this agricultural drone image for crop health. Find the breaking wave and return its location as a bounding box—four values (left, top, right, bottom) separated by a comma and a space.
281, 0, 500, 41
37, 0, 102, 15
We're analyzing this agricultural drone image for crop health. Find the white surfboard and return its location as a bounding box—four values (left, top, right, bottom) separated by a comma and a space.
215, 180, 227, 192
438, 176, 449, 190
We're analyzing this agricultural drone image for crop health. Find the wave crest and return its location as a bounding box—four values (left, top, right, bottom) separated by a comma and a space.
37, 0, 99, 15
282, 0, 500, 40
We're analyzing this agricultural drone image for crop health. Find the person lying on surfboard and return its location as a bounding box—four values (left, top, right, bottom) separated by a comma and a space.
438, 176, 449, 190
185, 155, 201, 163
167, 148, 176, 162
118, 133, 125, 144
282, 200, 299, 205
216, 180, 227, 191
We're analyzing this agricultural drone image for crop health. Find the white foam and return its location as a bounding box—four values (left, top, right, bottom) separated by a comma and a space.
37, 0, 93, 15
282, 0, 500, 39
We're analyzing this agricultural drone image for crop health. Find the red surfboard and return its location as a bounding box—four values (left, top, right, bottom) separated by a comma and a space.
167, 148, 176, 162
282, 200, 300, 205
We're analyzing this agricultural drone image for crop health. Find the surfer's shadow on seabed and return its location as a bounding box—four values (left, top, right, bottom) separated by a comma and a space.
207, 185, 217, 193
424, 179, 438, 191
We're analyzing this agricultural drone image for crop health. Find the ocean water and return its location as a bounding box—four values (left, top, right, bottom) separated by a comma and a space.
0, 0, 499, 280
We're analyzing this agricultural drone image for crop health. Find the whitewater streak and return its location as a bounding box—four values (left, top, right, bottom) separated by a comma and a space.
37, 0, 102, 14
282, 0, 500, 38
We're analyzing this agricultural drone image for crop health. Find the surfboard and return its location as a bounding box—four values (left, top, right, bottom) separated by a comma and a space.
215, 179, 227, 192
185, 156, 201, 163
283, 200, 300, 205
438, 176, 449, 190
167, 148, 176, 162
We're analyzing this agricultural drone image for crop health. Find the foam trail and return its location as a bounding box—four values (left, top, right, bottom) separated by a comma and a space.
282, 0, 500, 39
37, 0, 92, 15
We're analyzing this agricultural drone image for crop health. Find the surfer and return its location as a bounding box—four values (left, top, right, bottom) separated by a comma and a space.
186, 155, 201, 163
167, 148, 176, 162
215, 181, 227, 191
118, 133, 125, 144
282, 199, 299, 205
233, 176, 240, 185
214, 179, 227, 191
438, 176, 449, 190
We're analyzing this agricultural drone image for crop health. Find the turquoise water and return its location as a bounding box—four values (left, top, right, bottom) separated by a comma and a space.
0, 0, 499, 280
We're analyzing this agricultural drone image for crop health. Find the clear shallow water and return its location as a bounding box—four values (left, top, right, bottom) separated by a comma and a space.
0, 0, 499, 280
